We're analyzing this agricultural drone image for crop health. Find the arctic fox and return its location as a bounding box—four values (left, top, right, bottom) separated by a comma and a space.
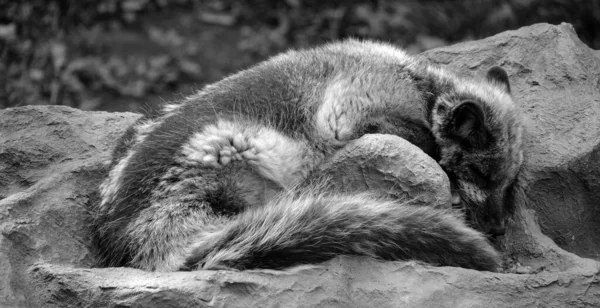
95, 39, 523, 272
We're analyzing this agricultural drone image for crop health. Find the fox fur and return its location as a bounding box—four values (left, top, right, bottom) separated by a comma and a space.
94, 39, 524, 272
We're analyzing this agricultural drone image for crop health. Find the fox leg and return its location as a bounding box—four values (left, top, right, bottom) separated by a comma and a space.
177, 119, 323, 190
123, 119, 325, 271
123, 156, 288, 271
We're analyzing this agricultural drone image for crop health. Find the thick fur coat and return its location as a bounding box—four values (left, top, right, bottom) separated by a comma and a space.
95, 40, 523, 272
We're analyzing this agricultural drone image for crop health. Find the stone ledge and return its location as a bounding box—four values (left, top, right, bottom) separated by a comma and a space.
29, 258, 600, 308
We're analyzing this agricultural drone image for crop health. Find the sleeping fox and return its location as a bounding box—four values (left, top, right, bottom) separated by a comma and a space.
94, 39, 524, 272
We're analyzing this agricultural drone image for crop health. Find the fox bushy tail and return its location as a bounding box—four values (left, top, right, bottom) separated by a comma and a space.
184, 191, 501, 271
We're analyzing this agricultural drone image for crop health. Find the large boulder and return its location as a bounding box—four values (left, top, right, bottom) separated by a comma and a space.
0, 107, 139, 307
1, 23, 599, 307
311, 133, 452, 209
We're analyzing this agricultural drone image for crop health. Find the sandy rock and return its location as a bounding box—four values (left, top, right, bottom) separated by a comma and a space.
0, 106, 140, 307
310, 134, 451, 208
27, 258, 600, 308
1, 22, 600, 307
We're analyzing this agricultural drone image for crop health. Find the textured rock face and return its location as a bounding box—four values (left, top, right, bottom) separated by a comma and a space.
1, 23, 600, 308
312, 134, 452, 209
26, 259, 600, 308
0, 107, 140, 307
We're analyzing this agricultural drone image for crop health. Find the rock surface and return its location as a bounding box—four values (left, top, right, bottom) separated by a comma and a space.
1, 22, 600, 307
311, 134, 452, 209
0, 107, 140, 307
27, 258, 600, 308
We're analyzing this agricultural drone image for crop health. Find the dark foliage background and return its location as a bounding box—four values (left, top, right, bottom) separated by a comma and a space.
1, 0, 598, 111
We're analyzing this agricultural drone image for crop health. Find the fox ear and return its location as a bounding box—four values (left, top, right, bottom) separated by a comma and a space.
451, 101, 488, 148
486, 66, 511, 94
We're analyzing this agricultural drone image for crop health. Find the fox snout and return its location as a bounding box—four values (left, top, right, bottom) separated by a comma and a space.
456, 183, 510, 237
479, 190, 509, 237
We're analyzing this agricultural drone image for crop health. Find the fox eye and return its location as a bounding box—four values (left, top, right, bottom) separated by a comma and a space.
363, 123, 380, 134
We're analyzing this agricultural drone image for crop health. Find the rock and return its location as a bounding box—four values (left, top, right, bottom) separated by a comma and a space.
0, 106, 140, 307
1, 23, 600, 307
26, 258, 600, 308
310, 134, 451, 208
422, 22, 600, 262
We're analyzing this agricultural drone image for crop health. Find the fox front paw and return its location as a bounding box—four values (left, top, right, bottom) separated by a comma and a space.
179, 129, 259, 168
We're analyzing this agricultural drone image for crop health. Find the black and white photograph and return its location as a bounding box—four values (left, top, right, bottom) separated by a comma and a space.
1, 1, 599, 307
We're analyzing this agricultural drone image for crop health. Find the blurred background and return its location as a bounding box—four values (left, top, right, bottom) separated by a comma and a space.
1, 0, 598, 112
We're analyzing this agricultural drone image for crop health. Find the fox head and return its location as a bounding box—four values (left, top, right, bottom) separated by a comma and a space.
431, 66, 524, 237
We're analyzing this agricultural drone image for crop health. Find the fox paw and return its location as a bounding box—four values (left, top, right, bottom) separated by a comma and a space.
179, 130, 260, 168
